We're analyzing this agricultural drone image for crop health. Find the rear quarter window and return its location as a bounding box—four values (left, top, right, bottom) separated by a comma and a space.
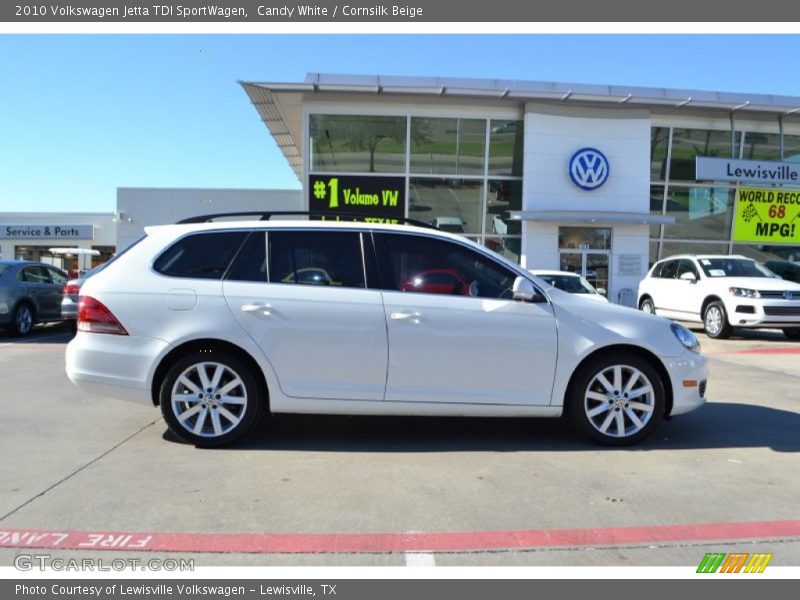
154, 231, 248, 280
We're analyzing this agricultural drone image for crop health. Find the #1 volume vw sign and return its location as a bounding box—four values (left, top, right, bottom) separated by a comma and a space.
569, 147, 610, 190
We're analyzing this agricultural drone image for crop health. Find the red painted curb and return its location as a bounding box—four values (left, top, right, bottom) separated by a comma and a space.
710, 347, 800, 355
2, 520, 800, 554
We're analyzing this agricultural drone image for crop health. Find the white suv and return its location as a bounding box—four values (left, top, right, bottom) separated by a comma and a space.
66, 217, 708, 447
637, 254, 800, 340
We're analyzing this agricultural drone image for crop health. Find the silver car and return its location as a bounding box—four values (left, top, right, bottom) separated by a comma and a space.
0, 260, 69, 336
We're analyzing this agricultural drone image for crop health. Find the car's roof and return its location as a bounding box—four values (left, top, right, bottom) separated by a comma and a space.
144, 219, 463, 240
0, 259, 57, 268
530, 269, 582, 277
657, 254, 750, 261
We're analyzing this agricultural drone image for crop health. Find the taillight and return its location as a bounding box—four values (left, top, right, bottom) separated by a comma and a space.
64, 283, 81, 295
77, 296, 128, 335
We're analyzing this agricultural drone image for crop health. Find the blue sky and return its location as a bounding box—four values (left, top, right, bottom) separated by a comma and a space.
1, 34, 800, 213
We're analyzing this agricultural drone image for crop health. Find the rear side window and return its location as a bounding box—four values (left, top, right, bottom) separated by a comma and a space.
226, 232, 267, 283
20, 266, 52, 284
154, 231, 248, 279
268, 231, 366, 289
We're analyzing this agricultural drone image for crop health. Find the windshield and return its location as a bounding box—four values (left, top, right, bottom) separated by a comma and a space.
539, 274, 596, 294
698, 258, 773, 278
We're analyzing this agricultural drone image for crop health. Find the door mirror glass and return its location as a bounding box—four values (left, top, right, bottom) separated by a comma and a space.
512, 276, 536, 302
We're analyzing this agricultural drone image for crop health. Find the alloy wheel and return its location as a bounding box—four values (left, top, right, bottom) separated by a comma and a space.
169, 361, 249, 438
583, 364, 656, 439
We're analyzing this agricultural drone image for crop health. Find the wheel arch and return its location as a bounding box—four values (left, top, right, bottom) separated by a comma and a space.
564, 343, 675, 418
700, 295, 724, 317
638, 294, 653, 309
150, 338, 270, 410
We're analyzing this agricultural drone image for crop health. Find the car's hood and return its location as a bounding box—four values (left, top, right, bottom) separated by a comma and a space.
705, 277, 800, 291
546, 288, 690, 357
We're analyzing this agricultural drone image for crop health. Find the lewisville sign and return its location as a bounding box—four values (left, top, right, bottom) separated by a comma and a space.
696, 157, 800, 185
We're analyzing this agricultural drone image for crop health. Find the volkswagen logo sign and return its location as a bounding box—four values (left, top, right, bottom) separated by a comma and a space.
569, 147, 610, 190
785, 291, 795, 300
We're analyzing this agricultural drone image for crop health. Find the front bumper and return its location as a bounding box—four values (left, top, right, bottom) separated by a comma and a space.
728, 298, 800, 328
664, 349, 709, 416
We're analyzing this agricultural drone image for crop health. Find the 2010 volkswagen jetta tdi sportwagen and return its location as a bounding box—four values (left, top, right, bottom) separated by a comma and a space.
66, 218, 708, 447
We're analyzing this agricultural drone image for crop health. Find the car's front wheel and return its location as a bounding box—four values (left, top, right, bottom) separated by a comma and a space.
639, 297, 655, 314
703, 301, 732, 339
159, 351, 263, 447
568, 352, 665, 446
783, 328, 800, 340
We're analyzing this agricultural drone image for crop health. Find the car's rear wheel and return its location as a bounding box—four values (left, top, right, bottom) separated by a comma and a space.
159, 352, 262, 447
12, 303, 34, 336
568, 352, 665, 446
703, 301, 732, 339
783, 328, 800, 340
639, 297, 655, 314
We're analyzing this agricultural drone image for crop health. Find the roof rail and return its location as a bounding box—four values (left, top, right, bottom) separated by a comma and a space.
176, 210, 435, 229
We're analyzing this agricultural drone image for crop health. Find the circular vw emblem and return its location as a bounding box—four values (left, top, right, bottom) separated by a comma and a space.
569, 147, 610, 190
785, 291, 795, 300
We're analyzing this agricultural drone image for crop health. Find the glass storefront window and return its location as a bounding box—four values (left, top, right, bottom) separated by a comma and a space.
558, 227, 612, 250
410, 117, 486, 175
309, 114, 407, 173
742, 132, 800, 162
486, 179, 522, 236
488, 120, 524, 176
732, 244, 800, 274
662, 186, 734, 241
649, 242, 660, 268
669, 128, 741, 182
650, 185, 665, 239
650, 127, 670, 181
661, 241, 729, 257
408, 178, 483, 235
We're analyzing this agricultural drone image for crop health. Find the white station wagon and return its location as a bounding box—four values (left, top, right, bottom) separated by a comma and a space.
66, 216, 708, 447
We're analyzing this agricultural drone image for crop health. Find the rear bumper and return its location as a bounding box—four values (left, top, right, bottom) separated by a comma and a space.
66, 332, 169, 405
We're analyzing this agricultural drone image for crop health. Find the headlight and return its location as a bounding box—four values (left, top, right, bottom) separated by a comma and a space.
670, 322, 702, 353
729, 287, 760, 298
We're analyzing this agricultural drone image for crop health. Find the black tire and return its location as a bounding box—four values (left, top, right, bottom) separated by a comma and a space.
567, 352, 665, 446
783, 328, 800, 341
703, 301, 732, 339
12, 303, 34, 337
159, 351, 263, 447
639, 297, 655, 314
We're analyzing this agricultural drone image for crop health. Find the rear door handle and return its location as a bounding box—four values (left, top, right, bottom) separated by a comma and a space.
241, 303, 273, 316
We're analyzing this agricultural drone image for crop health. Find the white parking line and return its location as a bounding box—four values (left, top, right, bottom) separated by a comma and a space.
405, 553, 436, 567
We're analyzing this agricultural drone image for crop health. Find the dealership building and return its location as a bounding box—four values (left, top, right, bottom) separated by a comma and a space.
4, 73, 800, 302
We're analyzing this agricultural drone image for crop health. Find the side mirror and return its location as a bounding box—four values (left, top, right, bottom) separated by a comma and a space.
512, 276, 536, 302
679, 272, 697, 283
596, 287, 607, 297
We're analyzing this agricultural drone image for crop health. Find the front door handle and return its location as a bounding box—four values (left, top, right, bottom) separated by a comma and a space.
390, 310, 422, 324
241, 303, 273, 316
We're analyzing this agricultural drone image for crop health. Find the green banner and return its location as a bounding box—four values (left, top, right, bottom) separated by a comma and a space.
734, 188, 800, 244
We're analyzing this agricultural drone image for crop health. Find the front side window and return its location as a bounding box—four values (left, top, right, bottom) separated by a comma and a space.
47, 268, 68, 285
378, 233, 516, 299
658, 260, 679, 279
268, 231, 366, 289
154, 231, 248, 280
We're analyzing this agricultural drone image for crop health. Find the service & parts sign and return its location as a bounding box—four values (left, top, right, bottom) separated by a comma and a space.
734, 188, 800, 244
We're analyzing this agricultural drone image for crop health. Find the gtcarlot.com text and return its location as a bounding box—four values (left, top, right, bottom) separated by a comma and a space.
14, 553, 194, 572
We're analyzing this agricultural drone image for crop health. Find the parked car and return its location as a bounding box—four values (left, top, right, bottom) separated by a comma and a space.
0, 260, 70, 336
61, 265, 106, 331
637, 254, 800, 340
765, 260, 800, 284
531, 270, 608, 303
66, 218, 707, 447
431, 216, 466, 234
